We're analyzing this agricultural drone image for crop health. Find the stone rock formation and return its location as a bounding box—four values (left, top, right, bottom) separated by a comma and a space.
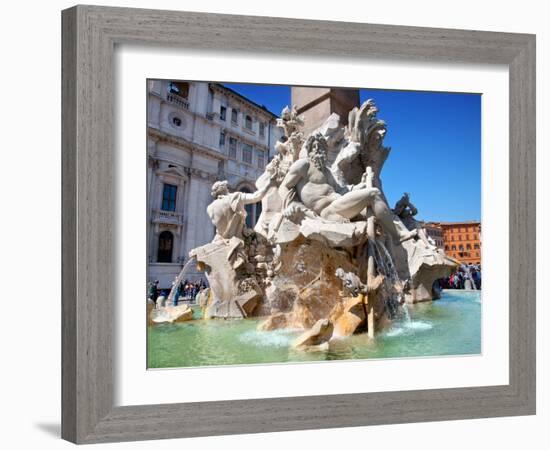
150, 304, 193, 324
293, 318, 334, 351
168, 98, 457, 337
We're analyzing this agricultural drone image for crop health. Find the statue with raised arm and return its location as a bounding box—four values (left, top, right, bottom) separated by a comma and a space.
393, 192, 418, 223
208, 178, 274, 241
393, 192, 435, 249
280, 132, 416, 243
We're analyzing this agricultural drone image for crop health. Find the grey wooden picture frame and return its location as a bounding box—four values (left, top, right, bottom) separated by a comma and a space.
61, 4, 536, 444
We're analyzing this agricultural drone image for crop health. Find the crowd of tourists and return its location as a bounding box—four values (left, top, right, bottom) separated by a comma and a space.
147, 278, 208, 305
438, 263, 482, 290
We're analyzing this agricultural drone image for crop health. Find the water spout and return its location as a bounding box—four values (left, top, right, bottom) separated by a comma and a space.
167, 256, 198, 305
402, 302, 411, 323
368, 238, 406, 320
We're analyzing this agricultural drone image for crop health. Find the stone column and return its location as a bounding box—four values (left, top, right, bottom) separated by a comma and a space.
291, 87, 360, 136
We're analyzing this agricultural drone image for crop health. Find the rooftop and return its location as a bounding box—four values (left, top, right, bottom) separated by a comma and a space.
212, 83, 279, 119
433, 220, 481, 226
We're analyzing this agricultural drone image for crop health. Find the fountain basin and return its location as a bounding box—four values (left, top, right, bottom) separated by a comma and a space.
147, 290, 481, 369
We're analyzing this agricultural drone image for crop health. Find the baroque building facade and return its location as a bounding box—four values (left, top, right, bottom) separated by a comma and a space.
422, 221, 445, 250
147, 80, 282, 288
437, 220, 482, 265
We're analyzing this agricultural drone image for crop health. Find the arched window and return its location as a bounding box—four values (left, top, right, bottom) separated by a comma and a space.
245, 115, 253, 130
157, 231, 174, 263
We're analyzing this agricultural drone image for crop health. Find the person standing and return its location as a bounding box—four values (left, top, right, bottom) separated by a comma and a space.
147, 280, 159, 302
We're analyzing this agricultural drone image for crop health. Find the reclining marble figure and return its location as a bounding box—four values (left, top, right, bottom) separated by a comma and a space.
280, 132, 417, 243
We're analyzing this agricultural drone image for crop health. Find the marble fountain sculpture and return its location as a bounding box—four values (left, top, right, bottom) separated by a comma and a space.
171, 100, 457, 344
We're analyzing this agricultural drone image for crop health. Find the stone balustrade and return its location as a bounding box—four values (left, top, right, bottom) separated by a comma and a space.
152, 209, 184, 225
166, 92, 189, 109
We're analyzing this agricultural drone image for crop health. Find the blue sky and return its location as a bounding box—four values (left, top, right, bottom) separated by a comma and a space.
224, 83, 481, 222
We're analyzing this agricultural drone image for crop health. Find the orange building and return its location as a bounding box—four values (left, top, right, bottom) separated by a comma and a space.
435, 221, 481, 265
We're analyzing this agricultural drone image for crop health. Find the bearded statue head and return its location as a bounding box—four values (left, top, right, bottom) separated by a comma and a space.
305, 132, 328, 170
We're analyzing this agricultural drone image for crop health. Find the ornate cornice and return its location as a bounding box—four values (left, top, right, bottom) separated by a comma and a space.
210, 83, 278, 121
148, 126, 226, 162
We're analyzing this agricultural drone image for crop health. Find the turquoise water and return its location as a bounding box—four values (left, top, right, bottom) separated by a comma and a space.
147, 290, 481, 369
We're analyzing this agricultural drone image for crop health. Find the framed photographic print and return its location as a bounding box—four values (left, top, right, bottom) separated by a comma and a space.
62, 5, 535, 444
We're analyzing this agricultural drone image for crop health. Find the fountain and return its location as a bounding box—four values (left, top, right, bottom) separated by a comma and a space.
166, 257, 197, 305
149, 257, 200, 325
165, 100, 458, 342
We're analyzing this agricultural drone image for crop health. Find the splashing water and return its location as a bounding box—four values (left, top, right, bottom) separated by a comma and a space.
384, 319, 433, 337
239, 329, 298, 348
167, 256, 198, 305
367, 239, 406, 320
375, 240, 401, 283
402, 302, 411, 323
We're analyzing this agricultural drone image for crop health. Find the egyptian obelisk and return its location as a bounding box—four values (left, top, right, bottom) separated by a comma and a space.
291, 87, 360, 135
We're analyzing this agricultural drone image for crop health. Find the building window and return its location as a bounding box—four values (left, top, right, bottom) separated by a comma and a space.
161, 183, 177, 211
220, 106, 226, 121
257, 150, 265, 169
239, 187, 254, 228
157, 231, 174, 263
459, 244, 464, 251
245, 115, 253, 130
242, 144, 253, 164
231, 108, 238, 124
466, 243, 472, 250
229, 137, 237, 159
445, 245, 449, 251
219, 131, 225, 149
466, 234, 470, 240
259, 122, 265, 137
474, 243, 480, 249
168, 81, 189, 98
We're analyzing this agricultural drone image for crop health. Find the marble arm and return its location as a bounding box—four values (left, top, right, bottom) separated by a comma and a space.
241, 178, 274, 205
281, 159, 309, 190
